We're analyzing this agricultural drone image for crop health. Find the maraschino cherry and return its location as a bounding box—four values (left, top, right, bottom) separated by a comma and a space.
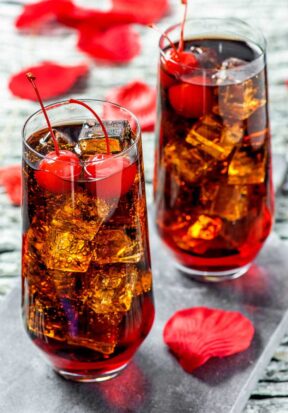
157, 0, 213, 118
152, 1, 198, 80
67, 99, 137, 199
26, 73, 82, 194
169, 76, 213, 118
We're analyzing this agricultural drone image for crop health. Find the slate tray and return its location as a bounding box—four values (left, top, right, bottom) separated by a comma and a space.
1, 228, 288, 413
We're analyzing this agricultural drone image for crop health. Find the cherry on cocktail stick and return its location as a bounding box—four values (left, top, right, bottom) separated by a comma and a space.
168, 77, 213, 118
149, 18, 198, 78
67, 99, 137, 199
85, 155, 137, 199
26, 73, 82, 193
178, 0, 188, 53
26, 73, 60, 156
69, 98, 111, 155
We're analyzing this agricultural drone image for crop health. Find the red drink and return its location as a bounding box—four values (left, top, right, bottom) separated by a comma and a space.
154, 19, 273, 280
22, 100, 154, 381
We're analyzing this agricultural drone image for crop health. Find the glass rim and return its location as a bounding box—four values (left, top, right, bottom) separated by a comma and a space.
159, 17, 266, 74
22, 98, 141, 164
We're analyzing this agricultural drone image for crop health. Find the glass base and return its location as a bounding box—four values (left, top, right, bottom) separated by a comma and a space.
56, 362, 129, 382
175, 263, 251, 282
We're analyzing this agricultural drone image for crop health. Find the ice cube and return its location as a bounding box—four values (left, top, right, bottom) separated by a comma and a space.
44, 194, 112, 272
200, 181, 219, 205
134, 270, 153, 296
67, 310, 123, 355
228, 147, 267, 184
93, 229, 143, 265
214, 78, 266, 121
213, 57, 252, 84
77, 120, 132, 157
86, 264, 138, 314
38, 129, 76, 155
26, 295, 68, 341
189, 46, 219, 68
188, 215, 222, 240
171, 219, 211, 254
186, 114, 244, 160
210, 184, 249, 221
164, 141, 215, 183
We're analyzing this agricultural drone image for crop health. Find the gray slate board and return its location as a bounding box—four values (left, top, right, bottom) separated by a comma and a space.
0, 229, 288, 413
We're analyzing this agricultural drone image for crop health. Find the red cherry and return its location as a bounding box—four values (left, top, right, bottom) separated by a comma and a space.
85, 154, 137, 199
168, 76, 213, 118
35, 150, 82, 194
162, 49, 198, 77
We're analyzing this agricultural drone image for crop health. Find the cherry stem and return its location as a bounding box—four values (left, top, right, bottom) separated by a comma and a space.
26, 73, 60, 156
148, 24, 179, 55
178, 0, 188, 53
69, 99, 111, 155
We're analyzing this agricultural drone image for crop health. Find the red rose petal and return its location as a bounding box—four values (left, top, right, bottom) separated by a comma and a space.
163, 307, 255, 373
104, 81, 156, 131
77, 25, 141, 64
0, 165, 22, 206
58, 7, 146, 30
15, 0, 74, 30
9, 62, 89, 101
112, 0, 170, 23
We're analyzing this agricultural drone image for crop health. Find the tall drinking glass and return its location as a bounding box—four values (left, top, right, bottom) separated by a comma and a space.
154, 18, 273, 281
22, 99, 154, 381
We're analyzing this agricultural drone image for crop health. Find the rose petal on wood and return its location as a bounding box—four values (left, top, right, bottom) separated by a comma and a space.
0, 165, 22, 206
104, 81, 156, 131
77, 25, 141, 64
9, 62, 89, 101
112, 0, 170, 23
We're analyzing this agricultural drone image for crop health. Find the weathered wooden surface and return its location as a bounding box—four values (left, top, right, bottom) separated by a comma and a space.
1, 0, 288, 410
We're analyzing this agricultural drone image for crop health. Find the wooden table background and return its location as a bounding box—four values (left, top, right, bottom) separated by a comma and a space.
1, 0, 288, 411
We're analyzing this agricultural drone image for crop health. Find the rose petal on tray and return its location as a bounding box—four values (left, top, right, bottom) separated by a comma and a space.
15, 0, 74, 30
77, 25, 141, 64
112, 0, 170, 23
104, 81, 156, 131
9, 62, 89, 101
0, 165, 22, 206
163, 307, 255, 373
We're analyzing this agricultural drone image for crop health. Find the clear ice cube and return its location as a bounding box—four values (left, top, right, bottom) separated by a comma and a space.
77, 120, 132, 157
189, 46, 219, 68
86, 264, 138, 314
228, 147, 267, 184
67, 310, 123, 355
164, 141, 215, 183
210, 184, 249, 221
38, 129, 76, 154
188, 215, 222, 240
44, 194, 112, 272
214, 79, 266, 121
94, 228, 143, 264
186, 114, 244, 160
